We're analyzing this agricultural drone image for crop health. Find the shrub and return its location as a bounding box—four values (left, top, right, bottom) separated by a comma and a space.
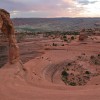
71, 36, 75, 40
63, 35, 67, 39
69, 82, 76, 86
52, 43, 57, 46
61, 70, 69, 77
98, 54, 100, 57
97, 54, 100, 60
90, 55, 95, 59
90, 55, 100, 65
67, 62, 71, 66
64, 38, 68, 42
85, 71, 90, 74
61, 44, 64, 46
61, 70, 69, 84
82, 53, 85, 55
17, 33, 26, 42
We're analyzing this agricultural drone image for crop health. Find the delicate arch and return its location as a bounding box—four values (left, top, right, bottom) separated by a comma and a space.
0, 9, 19, 64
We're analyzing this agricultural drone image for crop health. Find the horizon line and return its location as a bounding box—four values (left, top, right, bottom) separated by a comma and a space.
11, 17, 100, 19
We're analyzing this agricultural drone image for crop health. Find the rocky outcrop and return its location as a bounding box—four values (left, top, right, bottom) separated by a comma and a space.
79, 29, 88, 41
0, 9, 19, 64
0, 45, 8, 68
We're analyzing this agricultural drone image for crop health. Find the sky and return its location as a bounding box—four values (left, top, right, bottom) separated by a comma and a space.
0, 0, 100, 18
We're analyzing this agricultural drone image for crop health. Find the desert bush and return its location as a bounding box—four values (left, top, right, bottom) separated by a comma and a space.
69, 82, 76, 86
61, 44, 64, 46
85, 71, 90, 74
67, 62, 72, 66
71, 36, 75, 40
61, 70, 69, 76
98, 54, 100, 56
52, 43, 57, 46
98, 54, 100, 58
17, 33, 26, 42
64, 38, 68, 42
82, 53, 85, 55
79, 34, 88, 41
63, 35, 67, 39
62, 35, 68, 42
90, 55, 100, 65
90, 55, 95, 59
61, 70, 69, 84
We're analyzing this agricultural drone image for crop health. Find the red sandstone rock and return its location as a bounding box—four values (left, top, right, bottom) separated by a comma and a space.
0, 9, 19, 64
79, 29, 88, 41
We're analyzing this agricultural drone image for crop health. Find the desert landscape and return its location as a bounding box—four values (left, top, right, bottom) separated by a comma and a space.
0, 1, 100, 99
0, 19, 100, 100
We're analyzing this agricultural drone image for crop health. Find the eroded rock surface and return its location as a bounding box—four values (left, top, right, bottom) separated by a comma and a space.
0, 9, 19, 64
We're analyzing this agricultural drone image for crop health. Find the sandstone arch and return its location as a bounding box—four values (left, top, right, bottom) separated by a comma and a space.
0, 9, 19, 64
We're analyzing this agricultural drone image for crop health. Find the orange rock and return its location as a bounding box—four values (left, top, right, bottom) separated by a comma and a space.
0, 9, 19, 64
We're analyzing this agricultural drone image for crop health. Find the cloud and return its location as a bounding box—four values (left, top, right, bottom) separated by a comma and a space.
76, 0, 97, 5
80, 0, 100, 17
0, 0, 27, 11
0, 0, 99, 17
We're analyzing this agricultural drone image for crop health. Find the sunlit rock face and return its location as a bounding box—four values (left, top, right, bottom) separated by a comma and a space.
0, 9, 20, 64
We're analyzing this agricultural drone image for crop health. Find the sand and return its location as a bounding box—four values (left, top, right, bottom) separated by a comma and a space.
0, 36, 100, 100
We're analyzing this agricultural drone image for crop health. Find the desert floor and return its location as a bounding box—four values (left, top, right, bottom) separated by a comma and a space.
0, 36, 100, 100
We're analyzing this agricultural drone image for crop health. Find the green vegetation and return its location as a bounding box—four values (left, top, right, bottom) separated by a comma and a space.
61, 70, 69, 84
85, 71, 90, 74
61, 69, 77, 86
61, 31, 79, 35
13, 18, 100, 32
67, 62, 72, 66
61, 44, 64, 46
90, 55, 100, 65
71, 36, 75, 40
17, 33, 26, 42
63, 35, 67, 39
98, 54, 100, 57
69, 82, 76, 86
61, 70, 69, 76
52, 43, 57, 46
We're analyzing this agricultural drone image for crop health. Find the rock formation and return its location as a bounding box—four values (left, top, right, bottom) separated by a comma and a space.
0, 9, 19, 64
79, 29, 88, 41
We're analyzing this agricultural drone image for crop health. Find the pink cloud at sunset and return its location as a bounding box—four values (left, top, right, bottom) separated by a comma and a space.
0, 0, 100, 18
